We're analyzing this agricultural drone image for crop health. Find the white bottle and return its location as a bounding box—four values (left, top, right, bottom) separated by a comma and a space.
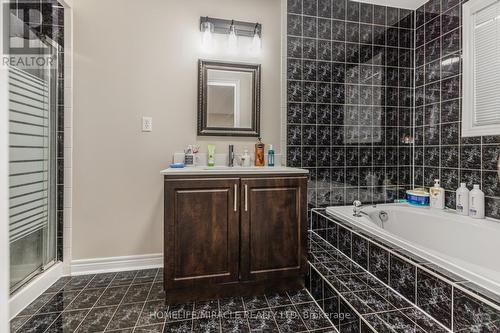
469, 184, 485, 219
241, 148, 251, 167
456, 183, 470, 216
430, 179, 445, 209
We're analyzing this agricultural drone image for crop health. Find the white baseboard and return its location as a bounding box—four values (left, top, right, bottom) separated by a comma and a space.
9, 262, 64, 320
71, 253, 163, 276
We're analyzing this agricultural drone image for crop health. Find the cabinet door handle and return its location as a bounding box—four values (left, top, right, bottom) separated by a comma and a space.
244, 184, 248, 212
234, 184, 237, 212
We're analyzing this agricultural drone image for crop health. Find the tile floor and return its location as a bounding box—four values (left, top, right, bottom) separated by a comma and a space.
10, 268, 337, 332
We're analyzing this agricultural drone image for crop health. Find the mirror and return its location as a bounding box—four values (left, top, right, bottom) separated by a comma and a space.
198, 60, 261, 136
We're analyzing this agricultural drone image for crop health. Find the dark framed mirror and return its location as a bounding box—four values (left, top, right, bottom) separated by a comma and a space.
198, 60, 261, 137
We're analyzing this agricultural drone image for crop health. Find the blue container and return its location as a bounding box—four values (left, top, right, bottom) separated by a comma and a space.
406, 190, 430, 206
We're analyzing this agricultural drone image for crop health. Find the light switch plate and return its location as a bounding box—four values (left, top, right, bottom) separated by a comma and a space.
142, 117, 152, 132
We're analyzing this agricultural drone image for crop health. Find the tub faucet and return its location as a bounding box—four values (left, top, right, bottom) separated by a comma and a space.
228, 145, 235, 167
353, 200, 375, 217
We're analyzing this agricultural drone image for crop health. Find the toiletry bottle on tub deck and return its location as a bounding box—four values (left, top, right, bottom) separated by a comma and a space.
456, 183, 469, 215
429, 179, 445, 209
469, 184, 485, 219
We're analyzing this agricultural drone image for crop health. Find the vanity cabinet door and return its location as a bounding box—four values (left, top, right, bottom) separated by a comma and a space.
164, 178, 240, 289
239, 177, 307, 281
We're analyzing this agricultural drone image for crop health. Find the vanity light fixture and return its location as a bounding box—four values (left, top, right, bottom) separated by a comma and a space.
200, 16, 262, 53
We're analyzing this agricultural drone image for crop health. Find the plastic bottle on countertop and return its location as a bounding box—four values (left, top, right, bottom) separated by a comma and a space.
469, 184, 485, 219
456, 183, 469, 216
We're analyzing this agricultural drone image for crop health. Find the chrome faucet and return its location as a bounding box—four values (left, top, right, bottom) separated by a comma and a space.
228, 145, 235, 167
353, 200, 376, 217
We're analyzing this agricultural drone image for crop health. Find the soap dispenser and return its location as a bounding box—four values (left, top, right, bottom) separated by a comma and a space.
241, 148, 251, 167
430, 179, 445, 209
456, 183, 469, 216
469, 184, 485, 219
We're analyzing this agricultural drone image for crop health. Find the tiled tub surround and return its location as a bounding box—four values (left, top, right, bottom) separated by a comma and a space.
286, 0, 415, 208
308, 209, 500, 332
414, 0, 500, 219
326, 203, 500, 295
10, 268, 338, 333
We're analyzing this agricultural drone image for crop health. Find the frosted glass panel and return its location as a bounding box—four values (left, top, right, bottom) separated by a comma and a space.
8, 65, 56, 292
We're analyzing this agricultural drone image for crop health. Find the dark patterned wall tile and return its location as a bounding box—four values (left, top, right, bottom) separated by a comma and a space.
416, 268, 452, 329
338, 225, 352, 257
288, 0, 303, 14
368, 243, 389, 284
453, 289, 500, 332
351, 234, 368, 269
389, 254, 416, 303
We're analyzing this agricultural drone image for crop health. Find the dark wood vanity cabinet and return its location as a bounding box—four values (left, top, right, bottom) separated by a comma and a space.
240, 177, 306, 281
164, 174, 307, 303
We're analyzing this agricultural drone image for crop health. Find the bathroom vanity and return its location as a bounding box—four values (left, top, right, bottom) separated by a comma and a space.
161, 166, 308, 304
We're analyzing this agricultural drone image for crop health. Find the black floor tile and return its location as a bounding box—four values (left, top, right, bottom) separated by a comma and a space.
273, 305, 308, 332
247, 309, 279, 332
243, 295, 269, 311
137, 300, 166, 327
220, 316, 250, 332
266, 292, 292, 308
163, 319, 192, 333
122, 283, 152, 304
148, 282, 166, 301
95, 286, 128, 307
45, 309, 89, 332
107, 302, 143, 330
220, 297, 245, 314
17, 313, 59, 332
74, 305, 116, 332
18, 293, 55, 316
192, 317, 221, 332
11, 269, 337, 333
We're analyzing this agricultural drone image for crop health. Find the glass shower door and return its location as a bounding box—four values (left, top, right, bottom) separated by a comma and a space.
8, 48, 58, 293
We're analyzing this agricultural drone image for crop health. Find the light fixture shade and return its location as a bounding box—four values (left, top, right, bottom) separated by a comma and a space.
228, 22, 238, 53
252, 33, 262, 50
201, 21, 213, 52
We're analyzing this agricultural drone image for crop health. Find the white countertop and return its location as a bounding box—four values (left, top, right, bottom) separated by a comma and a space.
161, 166, 309, 176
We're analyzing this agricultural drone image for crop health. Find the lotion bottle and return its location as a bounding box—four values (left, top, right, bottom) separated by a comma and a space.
255, 138, 265, 167
456, 183, 469, 215
469, 184, 485, 219
429, 179, 445, 209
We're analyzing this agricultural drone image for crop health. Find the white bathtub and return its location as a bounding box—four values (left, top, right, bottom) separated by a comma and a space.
326, 203, 500, 296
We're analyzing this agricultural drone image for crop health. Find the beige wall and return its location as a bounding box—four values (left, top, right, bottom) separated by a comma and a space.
72, 0, 282, 260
